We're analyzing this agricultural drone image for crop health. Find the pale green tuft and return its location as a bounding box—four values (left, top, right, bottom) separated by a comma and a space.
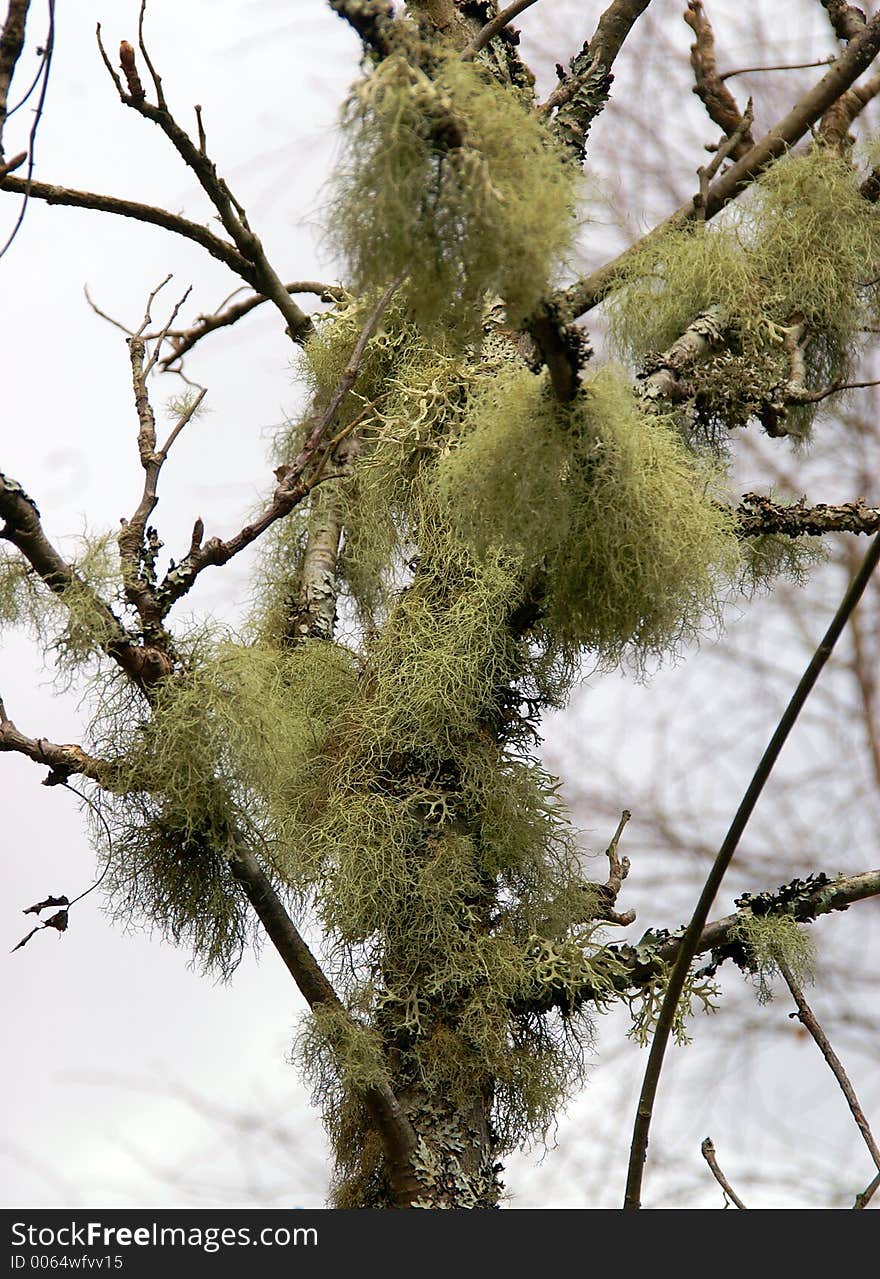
434, 365, 740, 669
730, 911, 816, 1005
328, 52, 580, 338
607, 146, 880, 438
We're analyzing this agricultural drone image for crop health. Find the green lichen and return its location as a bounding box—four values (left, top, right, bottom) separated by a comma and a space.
328, 50, 579, 338
607, 146, 880, 438
434, 364, 740, 669
730, 911, 816, 1004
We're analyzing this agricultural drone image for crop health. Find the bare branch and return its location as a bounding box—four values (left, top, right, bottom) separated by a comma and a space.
684, 0, 755, 159
778, 957, 880, 1181
0, 173, 253, 277
461, 0, 541, 60
700, 1137, 748, 1208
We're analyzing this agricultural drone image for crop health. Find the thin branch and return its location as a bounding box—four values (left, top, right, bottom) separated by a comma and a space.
624, 531, 880, 1210
819, 68, 880, 144
561, 12, 880, 318
778, 958, 880, 1182
700, 1137, 748, 1209
153, 276, 403, 613
0, 174, 253, 277
719, 57, 835, 82
461, 0, 541, 60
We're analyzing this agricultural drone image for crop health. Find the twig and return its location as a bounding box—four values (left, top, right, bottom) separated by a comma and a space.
153, 275, 403, 613
719, 58, 835, 82
591, 810, 636, 925
694, 100, 754, 219
778, 957, 880, 1181
623, 531, 880, 1209
700, 1137, 748, 1208
461, 0, 541, 60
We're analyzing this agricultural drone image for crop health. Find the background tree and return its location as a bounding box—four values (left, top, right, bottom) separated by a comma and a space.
2, 0, 879, 1209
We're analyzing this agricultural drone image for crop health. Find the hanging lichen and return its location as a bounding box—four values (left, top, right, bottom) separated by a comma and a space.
729, 911, 816, 1005
607, 145, 880, 438
434, 364, 740, 669
328, 50, 580, 338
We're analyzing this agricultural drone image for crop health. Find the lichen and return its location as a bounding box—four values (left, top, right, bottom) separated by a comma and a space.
729, 911, 815, 1005
328, 50, 580, 338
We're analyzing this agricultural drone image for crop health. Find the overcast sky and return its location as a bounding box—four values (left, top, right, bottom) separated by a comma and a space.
2, 0, 878, 1210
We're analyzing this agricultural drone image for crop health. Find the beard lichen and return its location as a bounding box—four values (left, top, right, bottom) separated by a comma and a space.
729, 911, 816, 1005
607, 146, 880, 438
328, 50, 579, 338
434, 364, 740, 670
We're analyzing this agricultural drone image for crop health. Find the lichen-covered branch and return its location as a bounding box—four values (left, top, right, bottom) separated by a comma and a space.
562, 11, 880, 317
736, 493, 880, 539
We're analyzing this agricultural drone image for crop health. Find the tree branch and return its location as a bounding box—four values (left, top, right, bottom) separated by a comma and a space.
0, 173, 253, 277
328, 0, 398, 56
624, 531, 880, 1209
736, 493, 880, 539
561, 11, 880, 317
778, 957, 880, 1184
700, 1137, 748, 1208
684, 0, 755, 159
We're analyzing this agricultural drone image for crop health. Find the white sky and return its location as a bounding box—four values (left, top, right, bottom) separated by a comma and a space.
1, 0, 878, 1209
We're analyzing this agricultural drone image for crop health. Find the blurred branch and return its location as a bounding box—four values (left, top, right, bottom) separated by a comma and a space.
820, 0, 867, 43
